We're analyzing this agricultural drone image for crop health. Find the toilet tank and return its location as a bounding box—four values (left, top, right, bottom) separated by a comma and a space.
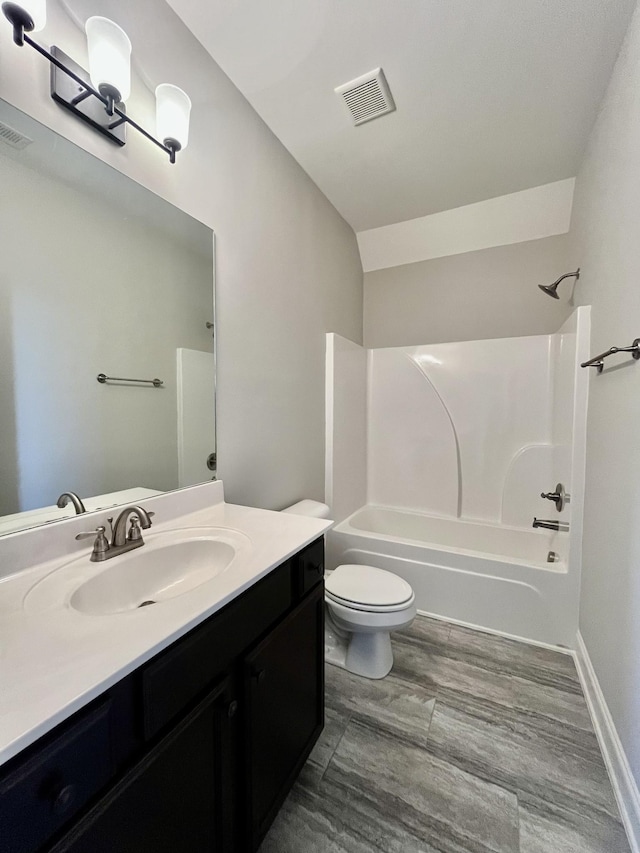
280, 500, 331, 519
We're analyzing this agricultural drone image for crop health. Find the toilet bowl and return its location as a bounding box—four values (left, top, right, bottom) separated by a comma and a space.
325, 564, 416, 679
280, 500, 417, 680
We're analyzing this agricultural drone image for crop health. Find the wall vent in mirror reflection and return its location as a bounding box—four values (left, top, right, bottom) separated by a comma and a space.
0, 98, 216, 538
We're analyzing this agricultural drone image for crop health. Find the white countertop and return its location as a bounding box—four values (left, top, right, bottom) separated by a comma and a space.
0, 482, 331, 767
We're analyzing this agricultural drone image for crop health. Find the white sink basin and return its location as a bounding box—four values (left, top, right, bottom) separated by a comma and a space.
24, 527, 251, 616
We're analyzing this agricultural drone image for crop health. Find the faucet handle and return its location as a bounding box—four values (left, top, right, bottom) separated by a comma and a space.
128, 516, 143, 542
75, 525, 106, 541
128, 511, 155, 541
75, 526, 110, 560
540, 483, 569, 512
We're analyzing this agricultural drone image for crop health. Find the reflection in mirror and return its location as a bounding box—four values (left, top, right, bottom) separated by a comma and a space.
0, 99, 215, 536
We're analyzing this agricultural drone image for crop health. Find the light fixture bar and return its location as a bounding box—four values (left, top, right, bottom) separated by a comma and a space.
2, 3, 182, 163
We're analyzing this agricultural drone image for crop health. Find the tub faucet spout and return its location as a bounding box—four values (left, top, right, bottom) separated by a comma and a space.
533, 518, 569, 532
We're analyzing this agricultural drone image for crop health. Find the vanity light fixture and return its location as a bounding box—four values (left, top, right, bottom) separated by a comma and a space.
1, 2, 190, 163
85, 16, 131, 112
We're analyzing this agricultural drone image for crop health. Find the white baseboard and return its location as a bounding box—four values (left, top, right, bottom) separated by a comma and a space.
574, 631, 640, 853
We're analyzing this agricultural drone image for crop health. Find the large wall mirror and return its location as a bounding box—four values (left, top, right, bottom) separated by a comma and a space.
0, 98, 216, 536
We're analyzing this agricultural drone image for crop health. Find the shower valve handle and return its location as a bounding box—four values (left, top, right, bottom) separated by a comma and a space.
540, 483, 569, 513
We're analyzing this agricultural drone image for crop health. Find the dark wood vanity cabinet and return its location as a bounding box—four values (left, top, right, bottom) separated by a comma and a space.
49, 679, 236, 853
244, 585, 324, 849
0, 538, 324, 853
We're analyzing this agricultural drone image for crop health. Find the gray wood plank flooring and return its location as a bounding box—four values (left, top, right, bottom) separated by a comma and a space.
259, 615, 630, 853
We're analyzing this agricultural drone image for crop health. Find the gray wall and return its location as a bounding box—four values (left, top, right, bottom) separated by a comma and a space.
364, 234, 572, 347
0, 0, 363, 511
568, 1, 640, 790
0, 151, 213, 514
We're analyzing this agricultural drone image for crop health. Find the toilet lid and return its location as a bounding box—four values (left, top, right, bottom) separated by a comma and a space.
325, 565, 413, 608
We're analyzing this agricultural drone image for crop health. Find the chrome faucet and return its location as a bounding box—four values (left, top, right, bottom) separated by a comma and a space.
57, 492, 87, 514
75, 505, 153, 562
532, 518, 569, 532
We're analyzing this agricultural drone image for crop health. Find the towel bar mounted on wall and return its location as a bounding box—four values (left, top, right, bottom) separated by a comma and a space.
97, 373, 164, 387
580, 338, 640, 373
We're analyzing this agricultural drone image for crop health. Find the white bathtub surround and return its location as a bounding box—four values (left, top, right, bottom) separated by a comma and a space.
324, 334, 367, 523
0, 480, 331, 765
325, 308, 589, 648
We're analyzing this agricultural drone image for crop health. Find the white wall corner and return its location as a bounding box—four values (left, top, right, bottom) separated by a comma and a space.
574, 631, 640, 853
357, 178, 575, 272
324, 333, 336, 509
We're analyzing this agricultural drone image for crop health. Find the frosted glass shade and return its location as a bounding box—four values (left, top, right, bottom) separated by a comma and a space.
155, 84, 191, 150
85, 16, 131, 102
27, 0, 46, 32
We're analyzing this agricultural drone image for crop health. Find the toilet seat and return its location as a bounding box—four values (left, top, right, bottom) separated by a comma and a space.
325, 564, 414, 612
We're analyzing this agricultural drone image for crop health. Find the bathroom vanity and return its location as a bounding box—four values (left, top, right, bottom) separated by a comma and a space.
0, 483, 330, 853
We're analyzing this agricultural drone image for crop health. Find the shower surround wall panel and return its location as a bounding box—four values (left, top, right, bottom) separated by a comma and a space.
324, 334, 367, 523
367, 336, 554, 525
324, 308, 589, 647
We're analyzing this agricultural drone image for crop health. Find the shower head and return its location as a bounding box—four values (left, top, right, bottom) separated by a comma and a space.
539, 283, 561, 299
538, 269, 580, 300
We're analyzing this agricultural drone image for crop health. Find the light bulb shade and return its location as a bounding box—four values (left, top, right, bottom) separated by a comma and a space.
85, 16, 131, 102
155, 84, 191, 151
27, 0, 46, 31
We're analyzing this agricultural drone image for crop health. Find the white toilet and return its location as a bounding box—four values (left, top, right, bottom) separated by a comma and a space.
282, 500, 417, 679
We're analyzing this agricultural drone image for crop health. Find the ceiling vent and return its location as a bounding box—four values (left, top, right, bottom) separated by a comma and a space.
0, 120, 33, 150
335, 67, 396, 126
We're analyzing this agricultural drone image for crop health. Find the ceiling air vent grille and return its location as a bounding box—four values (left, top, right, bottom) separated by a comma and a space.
0, 120, 32, 150
335, 68, 396, 126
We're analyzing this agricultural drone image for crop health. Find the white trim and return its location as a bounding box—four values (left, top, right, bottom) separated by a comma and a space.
415, 608, 574, 655
574, 631, 640, 853
357, 178, 575, 272
324, 333, 335, 509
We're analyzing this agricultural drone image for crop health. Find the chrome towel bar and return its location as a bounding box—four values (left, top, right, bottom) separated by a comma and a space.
97, 373, 164, 387
581, 338, 640, 373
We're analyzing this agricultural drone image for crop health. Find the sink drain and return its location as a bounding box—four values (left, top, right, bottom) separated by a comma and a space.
138, 600, 156, 608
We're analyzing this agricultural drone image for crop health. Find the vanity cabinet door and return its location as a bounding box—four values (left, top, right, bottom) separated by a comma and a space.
0, 701, 113, 853
244, 583, 324, 850
48, 679, 237, 853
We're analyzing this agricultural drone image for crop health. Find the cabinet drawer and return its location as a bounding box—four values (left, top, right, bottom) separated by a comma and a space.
296, 537, 324, 597
0, 701, 113, 853
142, 560, 293, 739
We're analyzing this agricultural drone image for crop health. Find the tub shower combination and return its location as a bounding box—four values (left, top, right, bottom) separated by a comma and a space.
325, 308, 590, 648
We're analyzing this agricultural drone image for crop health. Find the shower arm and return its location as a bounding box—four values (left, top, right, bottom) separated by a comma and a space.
551, 271, 579, 288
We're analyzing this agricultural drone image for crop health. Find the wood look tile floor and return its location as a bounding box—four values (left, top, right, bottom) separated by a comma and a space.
259, 616, 630, 853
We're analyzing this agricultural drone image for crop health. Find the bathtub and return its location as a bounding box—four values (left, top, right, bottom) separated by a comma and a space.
326, 506, 577, 648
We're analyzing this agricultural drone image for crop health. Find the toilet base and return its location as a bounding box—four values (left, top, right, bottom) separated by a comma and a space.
324, 621, 394, 680
345, 630, 393, 679
324, 619, 348, 669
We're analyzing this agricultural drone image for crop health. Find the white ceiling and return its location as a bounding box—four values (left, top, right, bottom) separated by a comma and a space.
167, 0, 634, 232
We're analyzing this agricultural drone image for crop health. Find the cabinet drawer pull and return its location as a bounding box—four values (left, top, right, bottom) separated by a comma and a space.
51, 783, 77, 814
251, 668, 266, 684
227, 700, 239, 719
307, 563, 323, 575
